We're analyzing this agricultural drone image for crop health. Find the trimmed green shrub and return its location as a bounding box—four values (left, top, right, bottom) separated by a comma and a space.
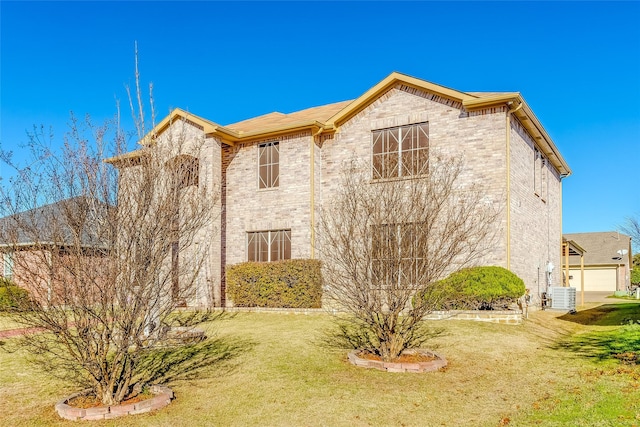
631, 269, 640, 287
226, 259, 323, 308
0, 278, 30, 311
422, 266, 525, 310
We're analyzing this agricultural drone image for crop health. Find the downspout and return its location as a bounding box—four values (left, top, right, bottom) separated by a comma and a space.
558, 172, 568, 287
506, 100, 523, 270
309, 127, 323, 259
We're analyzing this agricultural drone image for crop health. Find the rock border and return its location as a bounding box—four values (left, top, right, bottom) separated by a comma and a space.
424, 309, 523, 324
55, 385, 173, 421
348, 349, 447, 373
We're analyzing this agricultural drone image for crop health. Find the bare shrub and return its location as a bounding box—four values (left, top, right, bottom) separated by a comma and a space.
318, 157, 500, 361
0, 57, 219, 405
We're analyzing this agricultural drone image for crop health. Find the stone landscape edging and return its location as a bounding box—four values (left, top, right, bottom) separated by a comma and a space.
424, 309, 523, 324
55, 385, 173, 421
348, 349, 447, 373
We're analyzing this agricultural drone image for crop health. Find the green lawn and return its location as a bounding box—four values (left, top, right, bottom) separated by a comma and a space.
1, 305, 639, 426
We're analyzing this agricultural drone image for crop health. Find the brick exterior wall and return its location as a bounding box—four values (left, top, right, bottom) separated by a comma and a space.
115, 84, 565, 307
509, 118, 562, 295
116, 119, 222, 307
223, 132, 314, 265
321, 85, 508, 271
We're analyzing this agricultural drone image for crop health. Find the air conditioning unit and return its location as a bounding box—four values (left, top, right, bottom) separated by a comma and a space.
550, 287, 576, 310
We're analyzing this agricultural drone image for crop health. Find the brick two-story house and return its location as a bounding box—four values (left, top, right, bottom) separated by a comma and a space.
111, 72, 571, 307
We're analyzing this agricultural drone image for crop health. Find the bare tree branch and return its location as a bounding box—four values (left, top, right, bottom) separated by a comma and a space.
0, 54, 219, 405
318, 157, 500, 361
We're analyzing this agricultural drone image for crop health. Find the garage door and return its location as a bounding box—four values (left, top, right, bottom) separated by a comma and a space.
568, 268, 617, 292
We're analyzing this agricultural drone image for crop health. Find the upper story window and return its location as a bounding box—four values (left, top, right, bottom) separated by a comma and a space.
247, 229, 291, 262
534, 148, 547, 201
168, 155, 199, 190
258, 142, 279, 189
372, 123, 429, 180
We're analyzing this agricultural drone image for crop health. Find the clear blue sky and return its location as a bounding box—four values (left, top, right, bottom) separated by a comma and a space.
1, 1, 639, 234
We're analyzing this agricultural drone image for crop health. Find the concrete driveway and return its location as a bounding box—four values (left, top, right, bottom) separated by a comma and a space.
577, 291, 639, 304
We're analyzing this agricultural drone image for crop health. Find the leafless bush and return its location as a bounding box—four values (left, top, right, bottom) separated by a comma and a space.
621, 215, 640, 253
0, 56, 218, 405
318, 157, 500, 361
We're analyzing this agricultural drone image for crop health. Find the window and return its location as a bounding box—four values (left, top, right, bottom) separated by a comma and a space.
3, 252, 14, 279
168, 155, 199, 190
540, 157, 547, 201
247, 229, 291, 262
371, 223, 425, 289
372, 123, 429, 180
258, 142, 279, 189
534, 149, 547, 200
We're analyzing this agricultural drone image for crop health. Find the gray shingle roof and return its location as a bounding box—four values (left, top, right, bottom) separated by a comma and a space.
564, 231, 632, 267
0, 197, 109, 249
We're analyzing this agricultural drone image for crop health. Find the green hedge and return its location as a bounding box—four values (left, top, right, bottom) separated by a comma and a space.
631, 269, 640, 287
421, 266, 525, 310
226, 259, 323, 308
0, 277, 30, 311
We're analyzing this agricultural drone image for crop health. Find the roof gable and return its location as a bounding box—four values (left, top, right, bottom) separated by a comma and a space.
111, 72, 570, 175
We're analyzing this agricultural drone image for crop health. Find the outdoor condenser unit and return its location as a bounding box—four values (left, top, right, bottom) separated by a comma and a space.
550, 287, 576, 310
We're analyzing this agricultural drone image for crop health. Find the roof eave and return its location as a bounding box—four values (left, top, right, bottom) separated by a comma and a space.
104, 150, 148, 166
464, 95, 572, 177
224, 120, 329, 142
143, 108, 223, 145
326, 72, 476, 128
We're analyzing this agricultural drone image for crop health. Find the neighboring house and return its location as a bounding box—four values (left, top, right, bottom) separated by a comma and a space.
110, 72, 571, 307
564, 231, 633, 292
0, 197, 108, 304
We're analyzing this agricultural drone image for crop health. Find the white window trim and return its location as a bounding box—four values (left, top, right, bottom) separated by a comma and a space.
246, 229, 291, 262
371, 122, 429, 181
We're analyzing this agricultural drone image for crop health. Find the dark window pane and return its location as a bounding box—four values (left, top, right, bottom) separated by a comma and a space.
259, 165, 269, 189
283, 230, 291, 259
258, 142, 279, 189
372, 131, 383, 154
259, 232, 269, 262
388, 128, 399, 152
372, 123, 428, 179
247, 233, 257, 261
271, 163, 279, 187
270, 231, 280, 261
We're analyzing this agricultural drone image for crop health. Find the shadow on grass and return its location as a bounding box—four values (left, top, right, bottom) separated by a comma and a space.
135, 334, 255, 385
316, 317, 446, 355
553, 304, 640, 363
557, 304, 640, 326
553, 325, 640, 363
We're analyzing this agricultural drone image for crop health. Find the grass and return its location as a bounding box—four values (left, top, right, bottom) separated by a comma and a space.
0, 305, 639, 426
0, 314, 23, 331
